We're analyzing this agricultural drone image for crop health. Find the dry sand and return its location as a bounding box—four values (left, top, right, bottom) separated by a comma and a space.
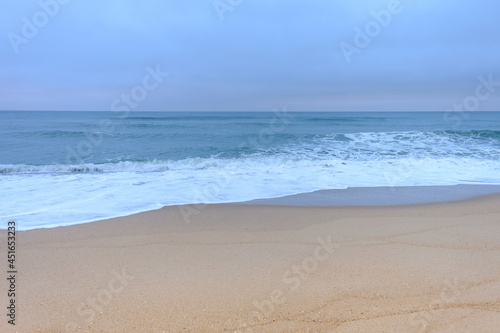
2, 195, 500, 332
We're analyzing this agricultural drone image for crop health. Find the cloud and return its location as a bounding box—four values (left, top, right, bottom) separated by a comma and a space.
1, 0, 499, 111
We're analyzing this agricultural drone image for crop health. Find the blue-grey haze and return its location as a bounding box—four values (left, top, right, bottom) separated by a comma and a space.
1, 0, 500, 111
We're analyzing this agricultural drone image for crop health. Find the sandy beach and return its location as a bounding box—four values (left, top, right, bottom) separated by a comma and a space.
2, 193, 500, 332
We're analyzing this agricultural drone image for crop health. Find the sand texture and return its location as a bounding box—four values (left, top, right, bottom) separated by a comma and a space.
2, 195, 500, 332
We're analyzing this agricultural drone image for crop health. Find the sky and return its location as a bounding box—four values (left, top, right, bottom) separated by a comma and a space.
1, 0, 499, 111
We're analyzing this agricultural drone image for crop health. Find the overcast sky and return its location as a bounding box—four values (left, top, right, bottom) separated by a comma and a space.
1, 0, 499, 111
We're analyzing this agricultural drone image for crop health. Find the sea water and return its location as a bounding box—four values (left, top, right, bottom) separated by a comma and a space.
1, 111, 499, 229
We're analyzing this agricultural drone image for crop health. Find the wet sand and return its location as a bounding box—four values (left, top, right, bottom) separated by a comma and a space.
2, 193, 500, 332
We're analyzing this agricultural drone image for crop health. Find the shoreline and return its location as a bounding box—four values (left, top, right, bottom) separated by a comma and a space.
3, 193, 500, 332
5, 184, 500, 231
240, 184, 500, 207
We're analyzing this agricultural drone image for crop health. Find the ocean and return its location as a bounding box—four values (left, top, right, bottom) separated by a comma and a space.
1, 111, 500, 230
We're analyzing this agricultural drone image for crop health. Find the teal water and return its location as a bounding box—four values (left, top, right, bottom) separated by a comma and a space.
1, 111, 499, 229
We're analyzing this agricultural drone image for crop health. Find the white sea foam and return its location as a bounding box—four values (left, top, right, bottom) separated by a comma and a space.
1, 154, 500, 230
2, 128, 500, 230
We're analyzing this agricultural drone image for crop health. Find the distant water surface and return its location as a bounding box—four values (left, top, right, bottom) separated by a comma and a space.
1, 111, 499, 229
